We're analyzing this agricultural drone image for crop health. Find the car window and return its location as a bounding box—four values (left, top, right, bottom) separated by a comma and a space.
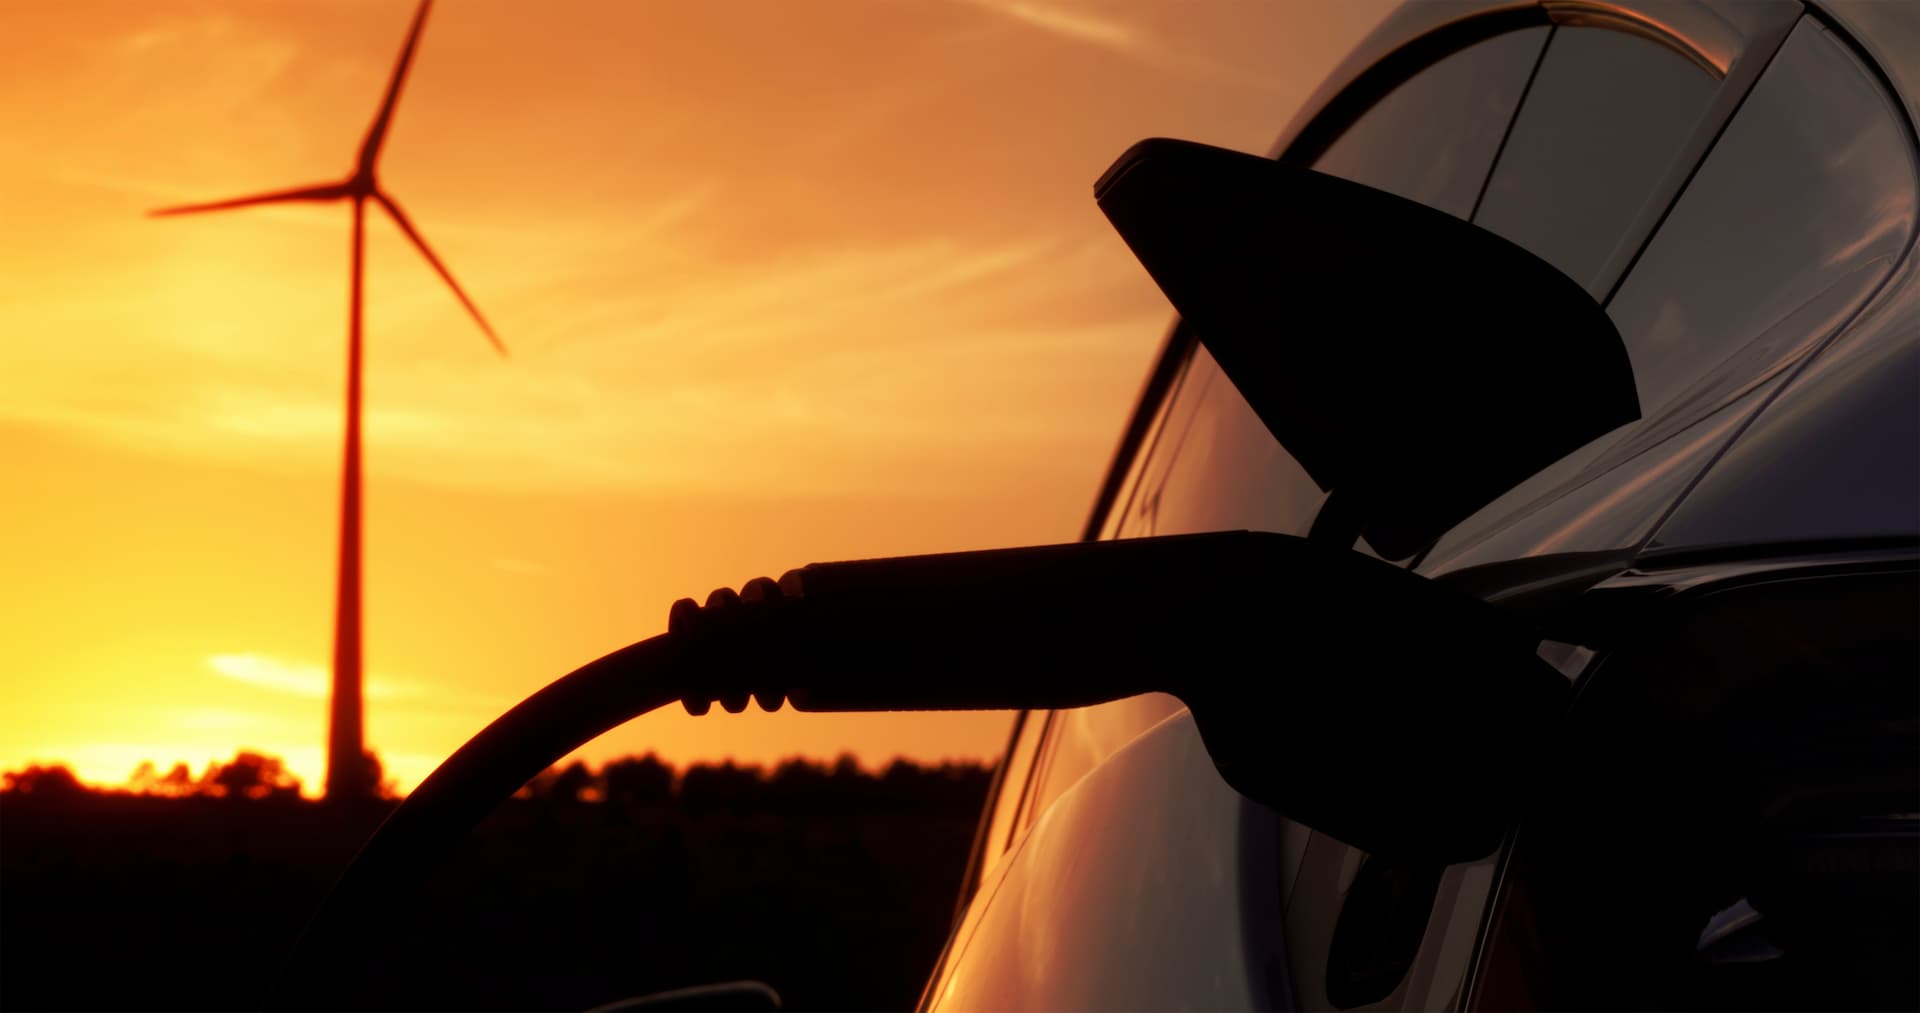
1104, 24, 1550, 554
1120, 345, 1326, 539
1314, 27, 1549, 218
1023, 347, 1326, 823
1040, 347, 1324, 825
1605, 20, 1915, 422
1422, 18, 1919, 571
1099, 337, 1194, 541
972, 710, 1045, 888
1472, 27, 1718, 293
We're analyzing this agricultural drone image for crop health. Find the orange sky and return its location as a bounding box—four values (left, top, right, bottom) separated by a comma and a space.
0, 0, 1391, 794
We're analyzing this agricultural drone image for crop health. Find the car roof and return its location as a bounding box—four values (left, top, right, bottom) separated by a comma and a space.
1086, 0, 1920, 568
1272, 1, 1919, 159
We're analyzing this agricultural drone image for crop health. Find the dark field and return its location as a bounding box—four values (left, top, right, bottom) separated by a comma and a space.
0, 760, 991, 1011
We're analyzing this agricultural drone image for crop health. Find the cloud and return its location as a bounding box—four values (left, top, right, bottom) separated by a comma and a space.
205, 654, 519, 718
989, 2, 1141, 54
207, 652, 416, 701
949, 0, 1284, 90
0, 221, 1161, 501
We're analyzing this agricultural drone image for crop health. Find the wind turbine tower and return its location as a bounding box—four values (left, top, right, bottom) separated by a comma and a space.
153, 0, 506, 801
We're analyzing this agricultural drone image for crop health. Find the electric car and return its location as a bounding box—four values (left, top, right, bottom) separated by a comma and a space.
918, 1, 1919, 1009
286, 1, 1916, 1009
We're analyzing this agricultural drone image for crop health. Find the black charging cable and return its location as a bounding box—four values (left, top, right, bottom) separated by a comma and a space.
273, 530, 1563, 1008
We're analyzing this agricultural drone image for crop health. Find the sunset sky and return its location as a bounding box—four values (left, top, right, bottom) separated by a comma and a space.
2, 0, 1391, 794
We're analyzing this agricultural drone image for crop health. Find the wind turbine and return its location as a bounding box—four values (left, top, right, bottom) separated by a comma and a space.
152, 0, 505, 801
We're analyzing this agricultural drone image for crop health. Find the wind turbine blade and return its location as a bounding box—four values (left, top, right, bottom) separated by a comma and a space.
373, 191, 507, 357
149, 181, 350, 217
356, 0, 434, 171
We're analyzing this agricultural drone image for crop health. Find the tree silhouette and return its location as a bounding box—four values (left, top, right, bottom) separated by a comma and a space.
519, 759, 595, 801
602, 753, 675, 804
361, 749, 398, 800
680, 760, 766, 811
201, 750, 303, 800
160, 761, 195, 795
0, 763, 85, 798
128, 760, 199, 797
549, 760, 594, 802
1, 749, 995, 1011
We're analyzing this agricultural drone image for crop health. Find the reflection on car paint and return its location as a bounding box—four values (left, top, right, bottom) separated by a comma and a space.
930, 715, 1285, 1011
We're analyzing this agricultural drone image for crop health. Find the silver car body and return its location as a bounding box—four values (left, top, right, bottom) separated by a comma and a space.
922, 1, 1918, 1009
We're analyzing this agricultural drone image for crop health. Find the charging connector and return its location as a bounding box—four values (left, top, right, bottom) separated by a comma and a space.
274, 529, 1565, 1008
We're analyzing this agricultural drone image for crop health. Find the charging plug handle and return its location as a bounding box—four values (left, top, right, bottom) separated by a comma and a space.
275, 530, 1564, 1008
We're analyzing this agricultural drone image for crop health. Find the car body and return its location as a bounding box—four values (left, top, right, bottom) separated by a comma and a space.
919, 1, 1919, 1009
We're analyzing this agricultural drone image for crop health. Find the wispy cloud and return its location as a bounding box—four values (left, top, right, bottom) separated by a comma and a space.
205, 653, 517, 717
950, 0, 1285, 90
989, 2, 1140, 54
208, 652, 416, 701
0, 223, 1160, 500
